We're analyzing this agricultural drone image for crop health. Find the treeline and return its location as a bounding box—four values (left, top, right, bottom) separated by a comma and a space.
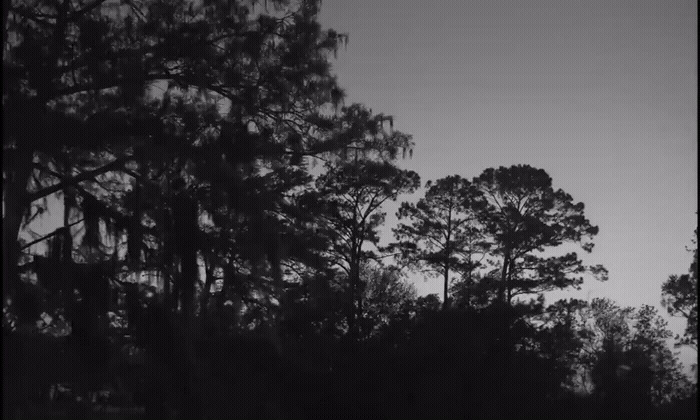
2, 0, 696, 419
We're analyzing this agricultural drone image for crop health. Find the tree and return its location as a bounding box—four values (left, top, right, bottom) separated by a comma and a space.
583, 300, 693, 410
359, 262, 416, 338
392, 175, 487, 308
3, 0, 358, 346
309, 105, 420, 340
3, 1, 359, 416
314, 157, 419, 340
535, 298, 591, 393
538, 297, 695, 412
471, 165, 607, 305
661, 229, 698, 351
450, 270, 502, 310
467, 165, 606, 412
3, 0, 348, 305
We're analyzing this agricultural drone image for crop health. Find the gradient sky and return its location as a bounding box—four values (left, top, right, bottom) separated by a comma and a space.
318, 0, 697, 362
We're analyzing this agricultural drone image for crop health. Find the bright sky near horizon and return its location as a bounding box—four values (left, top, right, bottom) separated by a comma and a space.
318, 0, 697, 364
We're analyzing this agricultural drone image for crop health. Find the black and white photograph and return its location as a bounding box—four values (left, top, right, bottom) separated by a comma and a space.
2, 0, 697, 418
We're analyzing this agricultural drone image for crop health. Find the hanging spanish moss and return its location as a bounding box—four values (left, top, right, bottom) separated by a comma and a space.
48, 228, 65, 264
125, 182, 144, 270
80, 194, 102, 250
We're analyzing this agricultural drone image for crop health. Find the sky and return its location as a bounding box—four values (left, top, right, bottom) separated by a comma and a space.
318, 0, 697, 363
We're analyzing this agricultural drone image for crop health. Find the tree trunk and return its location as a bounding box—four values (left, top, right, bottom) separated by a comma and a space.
62, 156, 79, 398
63, 156, 75, 316
443, 265, 450, 310
2, 146, 34, 302
505, 255, 514, 305
348, 254, 358, 342
174, 190, 198, 326
443, 209, 452, 310
499, 251, 511, 304
506, 276, 512, 304
465, 270, 472, 310
355, 254, 365, 340
343, 240, 364, 344
177, 251, 201, 419
161, 206, 173, 317
181, 258, 196, 317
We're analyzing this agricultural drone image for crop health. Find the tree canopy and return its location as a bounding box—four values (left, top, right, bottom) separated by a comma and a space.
661, 229, 698, 350
392, 175, 486, 308
471, 165, 606, 304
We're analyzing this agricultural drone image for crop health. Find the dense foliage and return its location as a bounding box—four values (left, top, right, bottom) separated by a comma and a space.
662, 230, 698, 351
2, 1, 696, 419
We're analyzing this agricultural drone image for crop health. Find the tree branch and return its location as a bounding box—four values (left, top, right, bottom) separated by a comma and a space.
25, 155, 131, 204
20, 218, 85, 251
71, 0, 110, 20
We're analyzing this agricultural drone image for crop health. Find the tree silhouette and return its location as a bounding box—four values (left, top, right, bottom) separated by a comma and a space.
392, 175, 487, 308
3, 1, 363, 417
558, 298, 696, 411
359, 262, 416, 339
536, 298, 591, 393
314, 157, 419, 341
471, 165, 605, 305
661, 229, 698, 351
3, 0, 348, 304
